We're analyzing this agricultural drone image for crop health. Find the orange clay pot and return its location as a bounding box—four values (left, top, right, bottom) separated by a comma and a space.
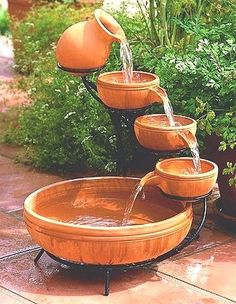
24, 177, 193, 265
141, 158, 218, 198
56, 9, 125, 75
134, 114, 197, 151
97, 71, 164, 109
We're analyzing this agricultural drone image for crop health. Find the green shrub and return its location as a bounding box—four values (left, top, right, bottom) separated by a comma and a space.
8, 53, 117, 173
0, 8, 9, 35
152, 19, 236, 151
8, 2, 236, 174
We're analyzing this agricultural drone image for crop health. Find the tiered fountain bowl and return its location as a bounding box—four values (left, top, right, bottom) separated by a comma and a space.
97, 71, 164, 109
134, 114, 197, 151
24, 177, 193, 265
143, 158, 218, 199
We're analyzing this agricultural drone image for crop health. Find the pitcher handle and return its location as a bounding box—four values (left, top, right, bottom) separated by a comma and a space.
147, 86, 167, 104
140, 171, 161, 188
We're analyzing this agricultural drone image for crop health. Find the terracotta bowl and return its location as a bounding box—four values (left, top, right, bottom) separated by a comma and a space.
143, 158, 218, 198
24, 177, 193, 265
134, 114, 197, 151
97, 71, 163, 109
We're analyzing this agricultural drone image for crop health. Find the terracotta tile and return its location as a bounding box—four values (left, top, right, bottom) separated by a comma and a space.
8, 209, 24, 220
0, 212, 37, 258
0, 292, 25, 304
171, 226, 235, 260
0, 287, 33, 304
0, 156, 62, 211
159, 241, 236, 301
0, 251, 226, 304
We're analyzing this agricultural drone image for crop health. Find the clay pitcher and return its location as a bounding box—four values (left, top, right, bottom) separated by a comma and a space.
56, 9, 125, 75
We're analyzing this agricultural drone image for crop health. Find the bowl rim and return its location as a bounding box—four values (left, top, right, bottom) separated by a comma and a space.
135, 114, 196, 131
155, 157, 218, 180
24, 176, 192, 234
97, 71, 159, 88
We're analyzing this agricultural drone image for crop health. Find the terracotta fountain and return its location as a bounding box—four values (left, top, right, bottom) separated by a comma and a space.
24, 9, 218, 296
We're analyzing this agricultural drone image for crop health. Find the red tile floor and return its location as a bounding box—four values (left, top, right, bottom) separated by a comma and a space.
0, 152, 236, 304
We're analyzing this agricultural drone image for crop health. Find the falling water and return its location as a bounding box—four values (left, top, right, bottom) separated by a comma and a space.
174, 122, 201, 173
190, 145, 202, 172
120, 39, 133, 83
157, 89, 201, 172
162, 94, 176, 127
122, 184, 144, 226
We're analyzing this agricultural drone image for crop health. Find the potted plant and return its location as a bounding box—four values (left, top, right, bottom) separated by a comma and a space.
204, 133, 236, 228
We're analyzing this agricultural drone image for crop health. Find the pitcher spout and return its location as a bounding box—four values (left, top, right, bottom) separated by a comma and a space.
94, 9, 126, 42
178, 130, 197, 149
147, 86, 167, 104
140, 171, 161, 188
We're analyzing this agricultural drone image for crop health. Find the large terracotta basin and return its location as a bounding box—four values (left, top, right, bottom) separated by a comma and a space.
143, 158, 218, 198
24, 177, 193, 265
97, 71, 164, 109
134, 114, 197, 151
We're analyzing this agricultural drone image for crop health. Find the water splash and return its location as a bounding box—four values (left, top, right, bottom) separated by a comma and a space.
120, 39, 133, 83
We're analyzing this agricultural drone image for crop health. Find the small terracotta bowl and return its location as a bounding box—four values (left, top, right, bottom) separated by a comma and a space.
24, 177, 193, 265
134, 114, 197, 151
142, 157, 218, 199
97, 71, 164, 109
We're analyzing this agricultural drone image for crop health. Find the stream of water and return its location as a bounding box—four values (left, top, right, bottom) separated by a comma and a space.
120, 39, 133, 83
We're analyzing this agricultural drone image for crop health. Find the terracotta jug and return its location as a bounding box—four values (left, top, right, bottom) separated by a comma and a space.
56, 9, 125, 75
140, 158, 218, 199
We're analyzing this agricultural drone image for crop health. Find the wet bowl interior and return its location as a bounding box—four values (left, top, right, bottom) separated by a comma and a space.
134, 114, 196, 151
24, 177, 193, 265
97, 71, 158, 85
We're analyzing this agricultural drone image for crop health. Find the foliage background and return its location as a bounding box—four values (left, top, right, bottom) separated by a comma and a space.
6, 0, 236, 177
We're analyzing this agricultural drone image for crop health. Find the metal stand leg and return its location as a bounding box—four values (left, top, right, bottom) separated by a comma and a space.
183, 198, 207, 245
104, 270, 111, 296
34, 249, 45, 263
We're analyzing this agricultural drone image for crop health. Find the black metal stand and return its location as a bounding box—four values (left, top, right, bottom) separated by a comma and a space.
34, 193, 208, 296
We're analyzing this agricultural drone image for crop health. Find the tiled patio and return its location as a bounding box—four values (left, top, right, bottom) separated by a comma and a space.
0, 152, 235, 304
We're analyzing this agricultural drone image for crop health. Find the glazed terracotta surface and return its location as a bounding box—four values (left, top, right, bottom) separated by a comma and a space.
24, 177, 193, 265
142, 158, 218, 198
134, 114, 197, 151
56, 9, 124, 74
97, 71, 164, 109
